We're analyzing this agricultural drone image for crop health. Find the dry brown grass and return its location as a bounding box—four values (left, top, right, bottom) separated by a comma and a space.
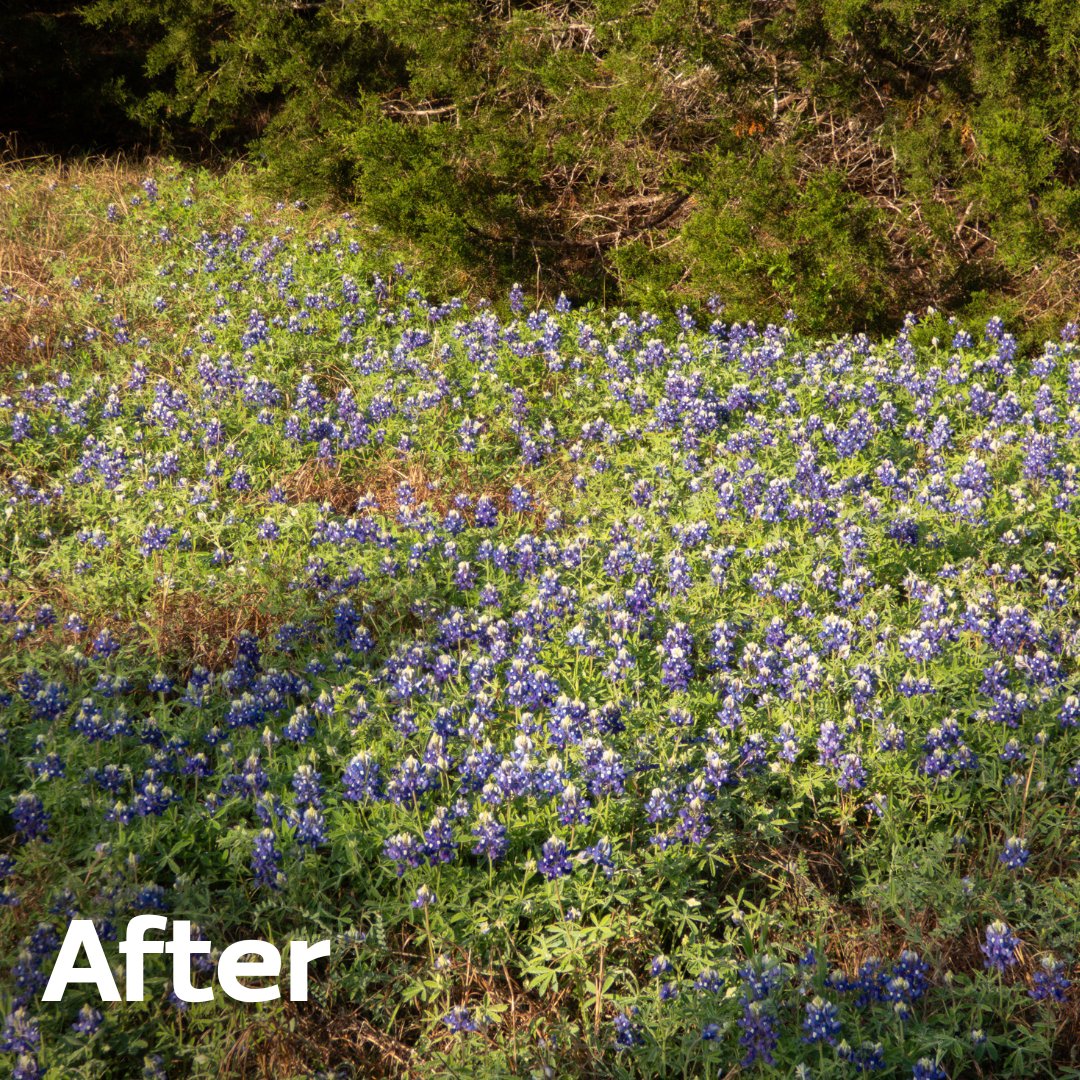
0, 152, 149, 374
1054, 990, 1080, 1071
225, 999, 416, 1078
147, 587, 276, 673
0, 577, 276, 679
820, 906, 984, 977
219, 916, 618, 1078
279, 453, 563, 525
0, 577, 109, 673
738, 826, 1080, 1020
224, 939, 590, 1079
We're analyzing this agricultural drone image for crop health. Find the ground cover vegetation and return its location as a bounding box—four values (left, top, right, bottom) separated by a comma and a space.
0, 162, 1079, 1076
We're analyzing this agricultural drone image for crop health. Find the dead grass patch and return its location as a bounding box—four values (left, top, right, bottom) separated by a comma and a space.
279, 453, 564, 526
0, 574, 274, 675
225, 999, 417, 1078
820, 907, 984, 977
0, 154, 148, 374
1013, 254, 1080, 325
225, 943, 590, 1080
1054, 990, 1080, 1069
147, 587, 276, 673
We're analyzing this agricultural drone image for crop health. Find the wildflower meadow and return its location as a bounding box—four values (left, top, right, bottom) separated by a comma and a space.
1, 163, 1079, 1078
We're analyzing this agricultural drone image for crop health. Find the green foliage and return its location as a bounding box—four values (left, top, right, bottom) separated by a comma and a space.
664, 151, 894, 330
4, 0, 1074, 334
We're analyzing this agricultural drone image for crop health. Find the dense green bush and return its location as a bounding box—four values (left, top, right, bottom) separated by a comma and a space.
8, 0, 1080, 334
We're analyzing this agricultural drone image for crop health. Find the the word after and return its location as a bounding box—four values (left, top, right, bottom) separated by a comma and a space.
43, 917, 330, 1003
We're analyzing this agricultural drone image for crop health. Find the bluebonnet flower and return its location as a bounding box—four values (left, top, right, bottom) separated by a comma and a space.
0, 855, 16, 906
295, 806, 327, 848
981, 920, 1020, 972
12, 794, 49, 844
585, 747, 625, 797
737, 999, 778, 1066
659, 622, 694, 691
10, 412, 31, 443
1058, 695, 1080, 728
911, 1059, 947, 1080
1, 1008, 40, 1054
139, 524, 175, 556
292, 765, 323, 808
582, 838, 615, 879
443, 1006, 479, 1033
412, 884, 436, 908
29, 753, 64, 781
650, 955, 672, 978
613, 1012, 642, 1049
1029, 956, 1070, 1002
774, 722, 798, 762
891, 950, 929, 1002
470, 812, 508, 863
283, 705, 314, 743
341, 752, 383, 803
837, 753, 868, 792
644, 787, 673, 823
140, 668, 174, 698
72, 1004, 104, 1036
251, 829, 285, 889
12, 1053, 44, 1079
475, 495, 499, 527
802, 996, 841, 1045
999, 836, 1030, 871
508, 485, 532, 513
557, 783, 592, 826
816, 721, 843, 767
538, 836, 572, 880
91, 628, 121, 657
422, 807, 457, 865
133, 885, 169, 912
384, 833, 423, 876
839, 1040, 886, 1072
